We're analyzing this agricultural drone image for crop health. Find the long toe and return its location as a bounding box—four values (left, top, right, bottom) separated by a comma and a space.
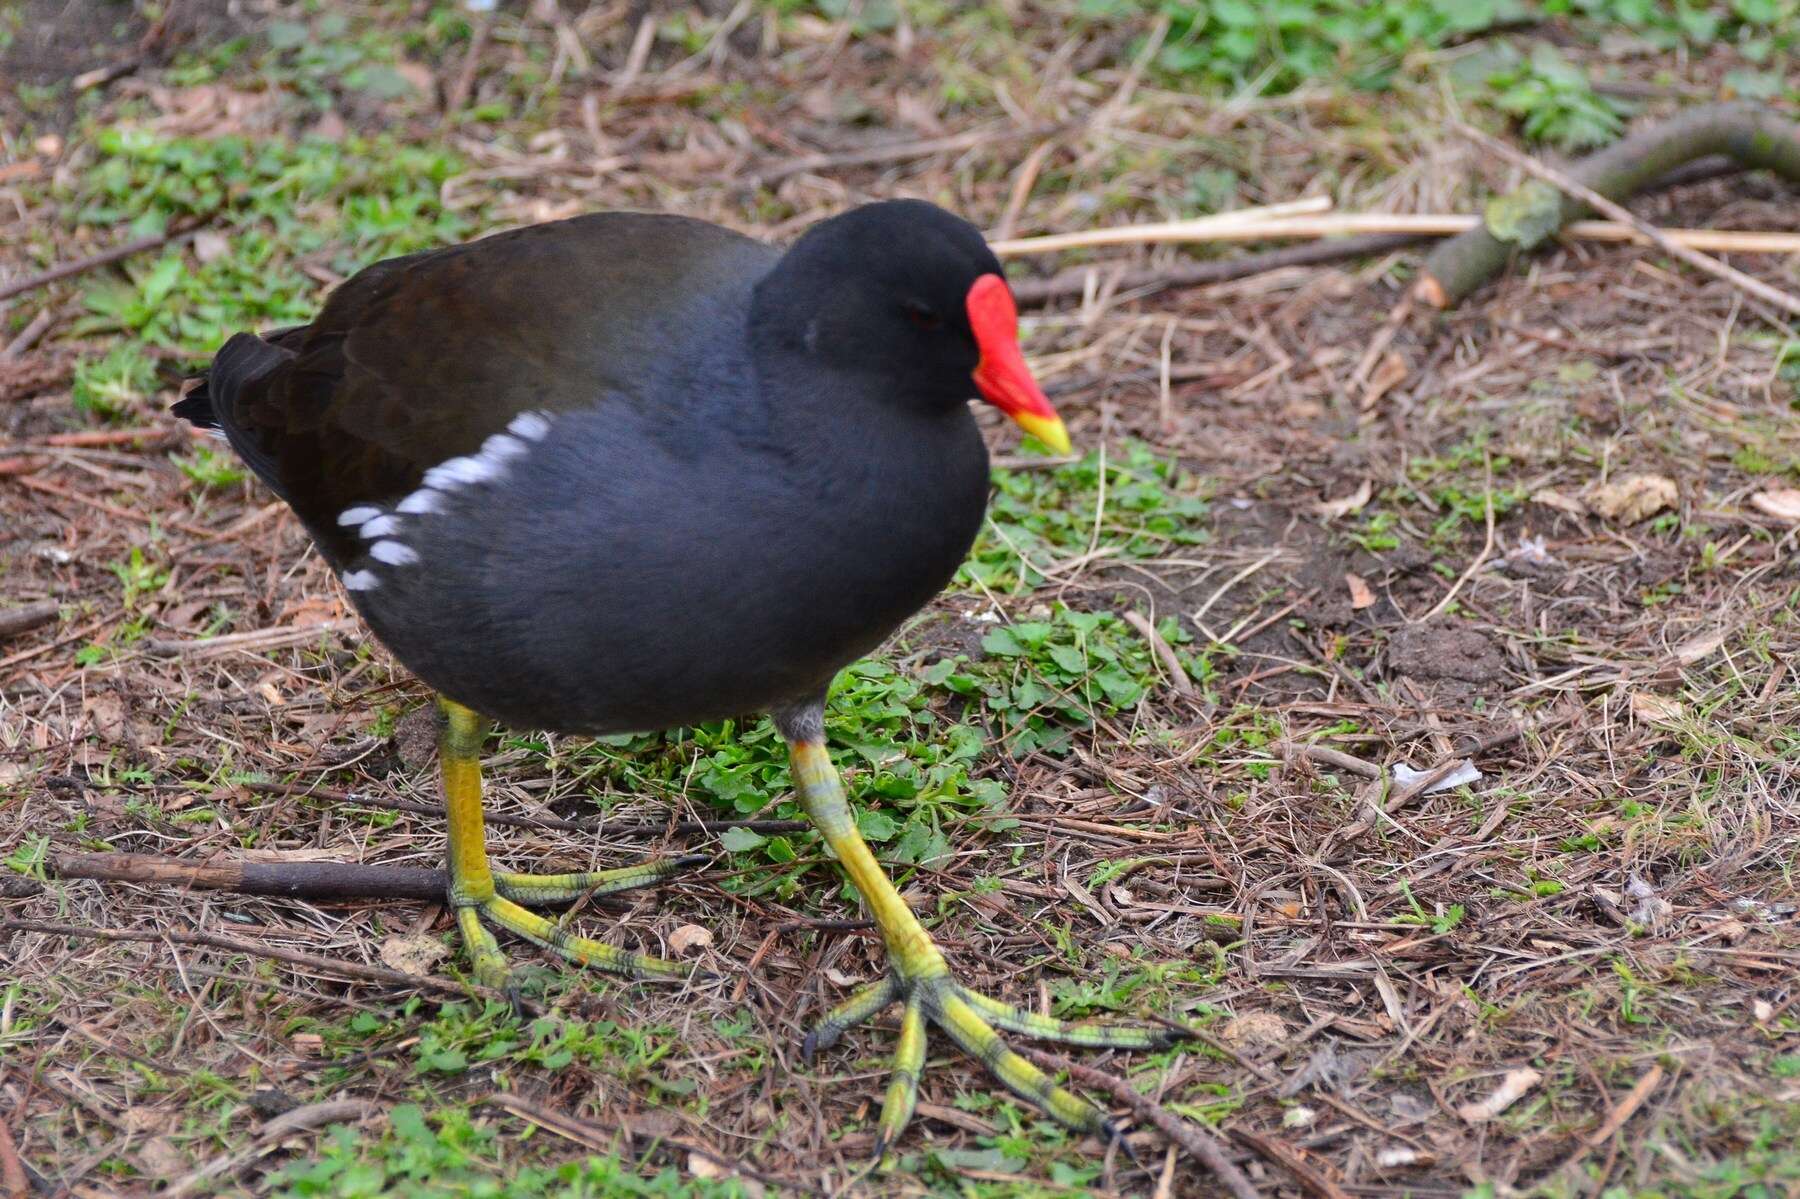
477, 895, 691, 980
493, 853, 710, 906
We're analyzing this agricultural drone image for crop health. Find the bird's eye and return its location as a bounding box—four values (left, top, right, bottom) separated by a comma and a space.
903, 302, 943, 332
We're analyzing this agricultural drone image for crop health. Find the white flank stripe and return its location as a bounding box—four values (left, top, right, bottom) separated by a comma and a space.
424, 455, 502, 490
338, 505, 382, 527
341, 570, 381, 591
369, 540, 419, 566
508, 411, 551, 441
480, 433, 529, 463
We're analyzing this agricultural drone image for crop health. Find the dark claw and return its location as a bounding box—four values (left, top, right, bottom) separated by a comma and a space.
868, 1134, 888, 1165
672, 853, 712, 872
504, 978, 528, 1020
801, 1028, 820, 1062
1103, 1118, 1146, 1170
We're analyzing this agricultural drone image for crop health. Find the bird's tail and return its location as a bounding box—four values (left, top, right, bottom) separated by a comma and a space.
171, 330, 297, 430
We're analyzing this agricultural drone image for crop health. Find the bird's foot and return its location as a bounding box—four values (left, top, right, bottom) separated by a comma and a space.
452, 854, 710, 990
803, 960, 1187, 1159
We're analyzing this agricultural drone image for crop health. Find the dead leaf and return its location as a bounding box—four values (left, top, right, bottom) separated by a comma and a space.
1315, 478, 1372, 520
1358, 351, 1409, 410
1530, 487, 1588, 516
192, 230, 230, 264
1588, 474, 1677, 523
138, 1136, 184, 1177
824, 966, 863, 987
379, 934, 448, 977
394, 61, 437, 98
1674, 630, 1726, 665
668, 924, 713, 954
1345, 571, 1376, 610
1750, 487, 1800, 522
1630, 691, 1685, 724
1219, 1010, 1289, 1049
292, 1032, 324, 1056
1457, 1067, 1541, 1122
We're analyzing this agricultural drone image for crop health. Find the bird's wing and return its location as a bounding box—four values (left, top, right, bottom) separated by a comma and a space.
193, 212, 778, 558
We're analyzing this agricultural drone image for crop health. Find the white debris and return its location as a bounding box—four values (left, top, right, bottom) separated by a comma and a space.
1457, 1067, 1542, 1122
1393, 759, 1482, 794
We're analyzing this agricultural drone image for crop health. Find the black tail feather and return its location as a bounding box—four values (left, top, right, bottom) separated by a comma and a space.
172, 329, 304, 431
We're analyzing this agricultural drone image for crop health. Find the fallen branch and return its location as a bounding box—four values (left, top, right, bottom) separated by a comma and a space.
235, 778, 809, 838
1121, 610, 1193, 699
0, 215, 212, 304
1015, 1047, 1260, 1199
0, 600, 58, 640
483, 1093, 813, 1196
0, 917, 490, 1000
1448, 118, 1800, 320
989, 196, 1331, 256
52, 851, 448, 902
1010, 232, 1431, 305
1419, 103, 1800, 308
753, 122, 1061, 188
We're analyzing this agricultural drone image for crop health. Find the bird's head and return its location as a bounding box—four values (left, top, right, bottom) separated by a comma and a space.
755, 199, 1070, 454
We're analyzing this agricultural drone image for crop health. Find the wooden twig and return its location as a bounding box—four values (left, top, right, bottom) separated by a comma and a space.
1058, 212, 1800, 253
1010, 232, 1432, 306
1015, 1047, 1260, 1199
141, 621, 357, 658
52, 852, 448, 902
1230, 1129, 1351, 1199
1273, 741, 1383, 780
1420, 103, 1800, 307
2, 309, 54, 359
1121, 610, 1193, 698
0, 1111, 26, 1199
234, 779, 810, 838
0, 217, 209, 303
988, 197, 1331, 256
483, 1093, 815, 1196
0, 600, 58, 640
753, 123, 1061, 187
1451, 118, 1800, 319
0, 918, 494, 1000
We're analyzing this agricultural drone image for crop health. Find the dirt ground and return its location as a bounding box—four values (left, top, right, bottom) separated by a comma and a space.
4, 3, 1799, 1197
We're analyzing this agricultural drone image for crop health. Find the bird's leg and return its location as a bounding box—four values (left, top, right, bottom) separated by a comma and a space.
776, 702, 1183, 1155
438, 697, 699, 985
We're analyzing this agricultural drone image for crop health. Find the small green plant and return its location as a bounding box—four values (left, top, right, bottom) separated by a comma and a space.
109, 546, 171, 611
1489, 43, 1627, 150
965, 443, 1209, 592
175, 445, 247, 488
927, 605, 1169, 754
71, 344, 159, 420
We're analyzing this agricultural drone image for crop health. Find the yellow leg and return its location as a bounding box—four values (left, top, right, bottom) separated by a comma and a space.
781, 716, 1185, 1156
438, 697, 701, 986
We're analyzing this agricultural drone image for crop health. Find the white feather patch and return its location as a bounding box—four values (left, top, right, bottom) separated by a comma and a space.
341, 570, 381, 591
423, 455, 501, 490
396, 489, 444, 515
508, 411, 552, 441
338, 505, 383, 527
369, 540, 419, 566
357, 514, 401, 539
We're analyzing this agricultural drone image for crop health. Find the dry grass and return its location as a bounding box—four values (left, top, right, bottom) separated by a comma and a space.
3, 2, 1799, 1196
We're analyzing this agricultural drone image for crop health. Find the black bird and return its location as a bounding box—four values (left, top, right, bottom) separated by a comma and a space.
176, 199, 1175, 1150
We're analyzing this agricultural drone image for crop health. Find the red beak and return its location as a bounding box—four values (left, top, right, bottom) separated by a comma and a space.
965, 274, 1071, 454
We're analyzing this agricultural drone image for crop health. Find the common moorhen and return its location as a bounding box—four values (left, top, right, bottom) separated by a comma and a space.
176, 199, 1176, 1150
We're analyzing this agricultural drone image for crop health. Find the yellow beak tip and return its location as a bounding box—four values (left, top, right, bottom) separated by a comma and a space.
1015, 413, 1072, 457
